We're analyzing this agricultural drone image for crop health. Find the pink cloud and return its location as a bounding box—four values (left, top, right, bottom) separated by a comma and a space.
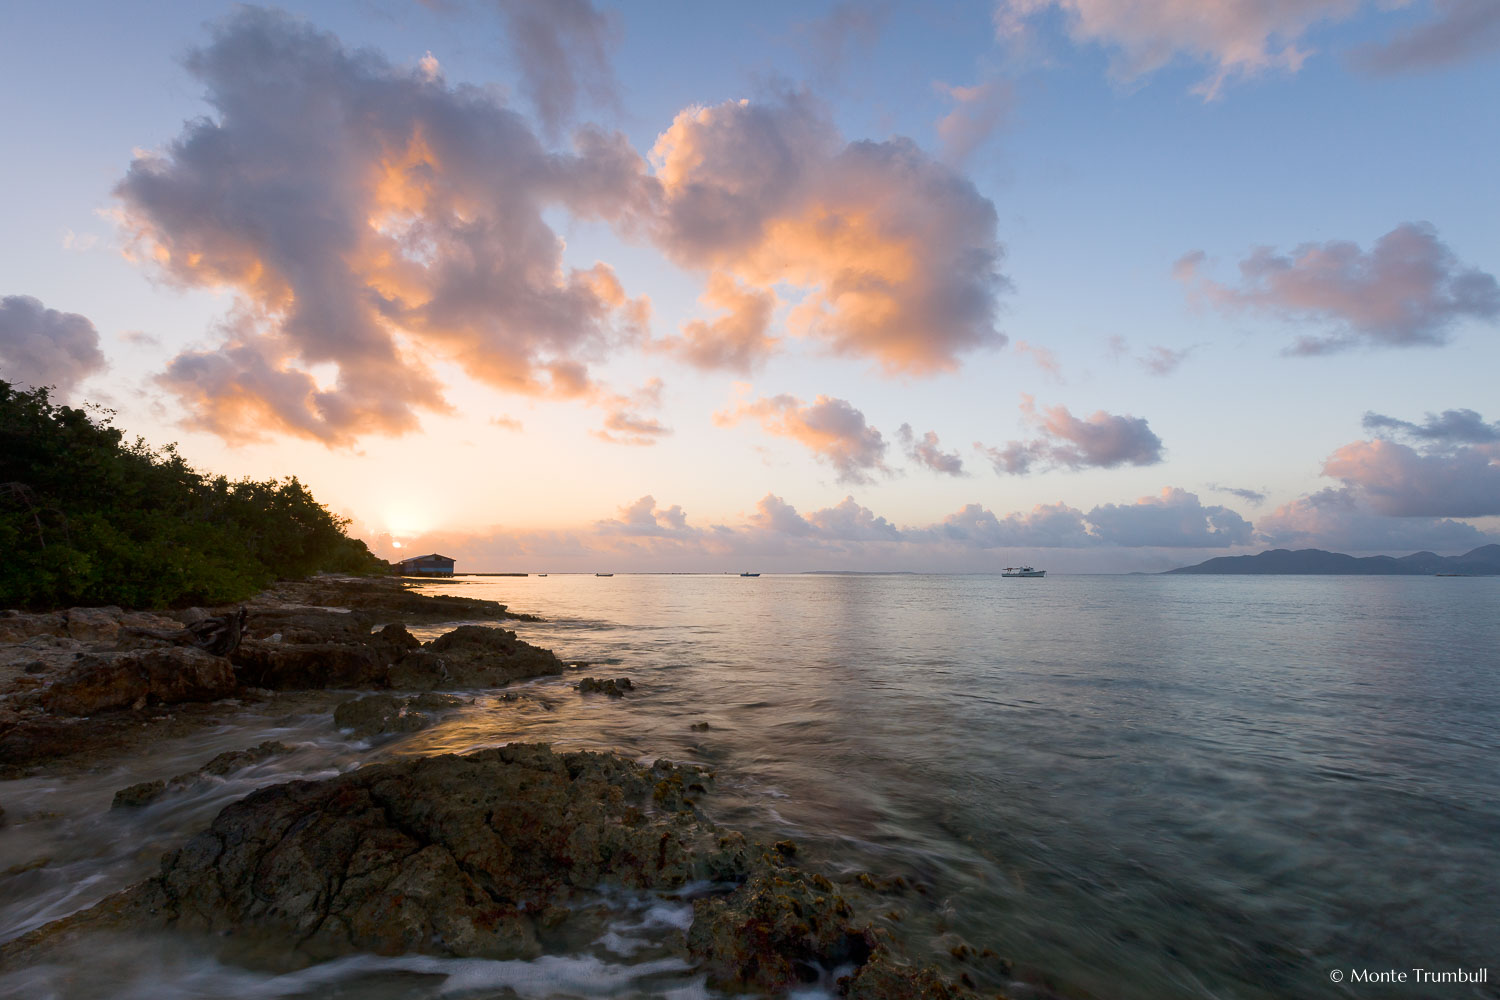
898, 424, 966, 476
660, 273, 778, 373
978, 395, 1164, 474
0, 295, 107, 393
715, 392, 889, 484
1176, 222, 1500, 354
1322, 438, 1500, 517
1255, 488, 1494, 552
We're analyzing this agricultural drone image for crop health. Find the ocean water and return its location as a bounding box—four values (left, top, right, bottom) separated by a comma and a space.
2, 573, 1498, 999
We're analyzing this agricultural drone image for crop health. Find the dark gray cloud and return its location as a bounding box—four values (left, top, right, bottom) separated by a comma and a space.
1352, 0, 1500, 74
118, 8, 650, 444
898, 423, 965, 476
0, 295, 107, 392
1209, 484, 1268, 506
1256, 487, 1496, 552
1086, 487, 1253, 547
1176, 222, 1500, 354
978, 395, 1163, 475
1362, 408, 1500, 444
493, 0, 620, 134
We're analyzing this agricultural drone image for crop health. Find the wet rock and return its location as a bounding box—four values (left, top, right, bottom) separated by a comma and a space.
690, 721, 711, 731
230, 640, 388, 690
333, 693, 465, 738
33, 745, 732, 970
112, 779, 167, 809
40, 647, 236, 716
841, 951, 983, 999
402, 626, 566, 690
687, 859, 870, 991
367, 623, 421, 652
577, 676, 633, 697
112, 740, 295, 809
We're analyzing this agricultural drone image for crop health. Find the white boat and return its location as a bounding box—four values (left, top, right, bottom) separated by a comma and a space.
1001, 566, 1046, 578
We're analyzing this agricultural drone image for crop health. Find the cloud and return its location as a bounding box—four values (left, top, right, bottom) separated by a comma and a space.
0, 295, 107, 393
594, 377, 671, 445
489, 414, 523, 430
1086, 487, 1254, 547
117, 8, 651, 445
800, 1, 891, 80
647, 92, 1009, 374
934, 78, 1011, 163
492, 0, 620, 133
898, 424, 966, 476
978, 395, 1164, 474
1362, 408, 1500, 444
715, 392, 889, 484
925, 501, 1094, 547
1139, 344, 1195, 375
1105, 335, 1194, 375
1176, 223, 1500, 354
661, 273, 778, 373
1013, 339, 1063, 379
1256, 487, 1496, 552
596, 495, 697, 537
997, 0, 1369, 98
1352, 0, 1500, 74
1209, 484, 1269, 506
1321, 438, 1500, 517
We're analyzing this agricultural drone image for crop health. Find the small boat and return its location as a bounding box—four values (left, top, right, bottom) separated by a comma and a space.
537, 573, 548, 577
1001, 566, 1046, 578
739, 571, 760, 577
595, 572, 613, 577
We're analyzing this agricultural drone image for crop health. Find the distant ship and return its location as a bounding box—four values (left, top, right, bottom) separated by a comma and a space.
739, 571, 760, 577
595, 572, 614, 577
1001, 566, 1046, 578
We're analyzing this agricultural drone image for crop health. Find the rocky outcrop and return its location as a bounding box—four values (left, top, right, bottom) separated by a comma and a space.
39, 647, 236, 716
577, 676, 633, 697
394, 625, 565, 690
112, 740, 294, 809
332, 693, 467, 738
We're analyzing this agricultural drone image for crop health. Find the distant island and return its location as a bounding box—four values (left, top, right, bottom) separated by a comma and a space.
1166, 545, 1500, 575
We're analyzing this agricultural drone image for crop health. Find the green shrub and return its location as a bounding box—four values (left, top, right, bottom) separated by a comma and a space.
0, 380, 388, 609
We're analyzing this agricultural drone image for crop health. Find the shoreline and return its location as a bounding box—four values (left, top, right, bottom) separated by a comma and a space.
0, 575, 1024, 998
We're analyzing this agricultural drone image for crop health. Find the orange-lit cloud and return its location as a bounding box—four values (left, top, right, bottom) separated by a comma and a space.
648, 93, 1009, 374
117, 8, 651, 444
715, 391, 889, 483
659, 273, 778, 373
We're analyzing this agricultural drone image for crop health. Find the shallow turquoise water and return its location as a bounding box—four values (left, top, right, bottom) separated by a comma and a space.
417, 572, 1500, 1000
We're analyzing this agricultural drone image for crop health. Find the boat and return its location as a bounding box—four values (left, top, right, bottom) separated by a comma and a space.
595, 572, 613, 577
739, 571, 760, 577
537, 573, 548, 577
1001, 566, 1046, 578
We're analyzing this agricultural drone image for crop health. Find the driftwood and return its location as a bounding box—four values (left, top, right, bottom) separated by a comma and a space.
128, 607, 247, 657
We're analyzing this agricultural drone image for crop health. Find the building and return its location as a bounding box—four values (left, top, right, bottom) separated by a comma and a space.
396, 553, 456, 577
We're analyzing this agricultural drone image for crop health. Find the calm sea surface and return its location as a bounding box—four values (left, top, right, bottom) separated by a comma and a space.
2, 573, 1497, 999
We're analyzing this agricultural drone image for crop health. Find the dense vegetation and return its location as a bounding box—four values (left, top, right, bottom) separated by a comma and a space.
0, 380, 387, 609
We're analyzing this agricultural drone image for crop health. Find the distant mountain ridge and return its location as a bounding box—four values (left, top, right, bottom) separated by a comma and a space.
1166, 544, 1500, 575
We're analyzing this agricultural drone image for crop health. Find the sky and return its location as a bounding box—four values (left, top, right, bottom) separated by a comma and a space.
2, 0, 1498, 573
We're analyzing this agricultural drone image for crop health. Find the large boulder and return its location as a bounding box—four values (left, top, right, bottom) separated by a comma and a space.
39, 647, 236, 715
391, 626, 565, 690
65, 745, 741, 969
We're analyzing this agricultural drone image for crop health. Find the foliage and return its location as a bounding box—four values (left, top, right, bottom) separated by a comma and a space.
0, 380, 388, 608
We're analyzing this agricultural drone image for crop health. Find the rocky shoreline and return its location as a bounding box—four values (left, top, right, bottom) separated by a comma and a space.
0, 576, 1016, 998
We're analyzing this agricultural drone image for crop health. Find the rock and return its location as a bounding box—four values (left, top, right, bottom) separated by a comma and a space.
577, 677, 633, 697
408, 626, 566, 689
41, 745, 735, 970
333, 693, 464, 738
687, 859, 870, 991
65, 607, 124, 642
40, 647, 236, 716
230, 640, 389, 690
112, 779, 167, 809
112, 740, 295, 809
690, 721, 710, 731
841, 951, 983, 999
0, 611, 66, 644
367, 623, 421, 652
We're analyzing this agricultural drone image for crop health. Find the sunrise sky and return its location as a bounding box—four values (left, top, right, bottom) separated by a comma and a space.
3, 0, 1498, 572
